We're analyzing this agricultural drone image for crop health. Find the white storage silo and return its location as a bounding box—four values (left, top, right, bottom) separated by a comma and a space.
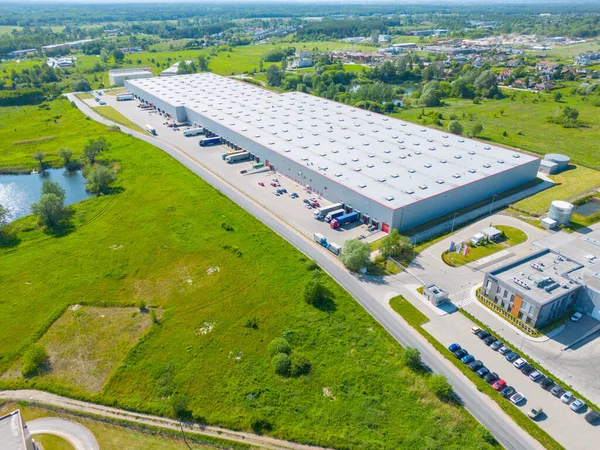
548, 200, 574, 225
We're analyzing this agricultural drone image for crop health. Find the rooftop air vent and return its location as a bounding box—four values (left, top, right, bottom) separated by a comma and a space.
383, 160, 390, 164
355, 168, 362, 172
513, 154, 521, 158
408, 169, 416, 173
437, 179, 444, 184
358, 183, 367, 188
424, 163, 432, 168
385, 195, 394, 201
469, 151, 475, 155
455, 155, 462, 159
497, 159, 504, 164
419, 184, 428, 190
453, 174, 461, 179
483, 163, 491, 168
367, 164, 374, 168
285, 149, 291, 153
335, 173, 343, 177
468, 169, 476, 173
391, 173, 399, 178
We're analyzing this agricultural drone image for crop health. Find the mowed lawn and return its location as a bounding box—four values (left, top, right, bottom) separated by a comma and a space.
93, 105, 145, 133
0, 99, 497, 449
398, 87, 600, 170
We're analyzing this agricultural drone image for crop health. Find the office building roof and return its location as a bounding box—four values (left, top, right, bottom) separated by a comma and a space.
128, 73, 539, 209
0, 410, 30, 450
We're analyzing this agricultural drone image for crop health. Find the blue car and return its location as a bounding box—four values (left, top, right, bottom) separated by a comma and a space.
461, 354, 475, 364
448, 343, 461, 353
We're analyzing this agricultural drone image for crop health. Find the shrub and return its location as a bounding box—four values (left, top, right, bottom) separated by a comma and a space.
428, 374, 454, 402
402, 347, 422, 371
291, 354, 312, 376
245, 316, 259, 329
170, 394, 189, 419
271, 353, 292, 376
86, 165, 117, 194
137, 300, 147, 312
303, 272, 324, 306
268, 338, 291, 357
21, 344, 48, 377
150, 309, 159, 324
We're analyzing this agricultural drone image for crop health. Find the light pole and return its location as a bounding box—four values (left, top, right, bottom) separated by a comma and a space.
450, 212, 459, 234
489, 193, 499, 216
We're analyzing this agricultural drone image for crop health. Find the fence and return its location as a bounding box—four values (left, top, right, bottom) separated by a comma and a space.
475, 291, 540, 337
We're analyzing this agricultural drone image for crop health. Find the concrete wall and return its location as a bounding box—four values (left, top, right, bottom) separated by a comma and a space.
577, 286, 600, 320
110, 72, 152, 87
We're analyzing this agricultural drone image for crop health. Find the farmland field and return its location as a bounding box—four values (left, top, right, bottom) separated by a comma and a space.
0, 99, 498, 450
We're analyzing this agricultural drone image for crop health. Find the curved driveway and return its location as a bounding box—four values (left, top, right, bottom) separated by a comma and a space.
28, 417, 99, 450
66, 93, 544, 450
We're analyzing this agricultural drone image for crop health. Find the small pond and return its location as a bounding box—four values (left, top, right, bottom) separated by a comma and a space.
0, 169, 90, 222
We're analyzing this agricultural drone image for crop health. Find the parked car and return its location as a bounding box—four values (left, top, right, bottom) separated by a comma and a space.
280, 188, 287, 193
483, 335, 496, 346
258, 182, 264, 186
491, 340, 503, 351
304, 204, 313, 209
270, 182, 277, 187
461, 354, 475, 364
272, 190, 280, 196
311, 201, 320, 207
484, 372, 499, 383
476, 367, 490, 378
309, 197, 317, 202
303, 199, 310, 205
493, 379, 507, 391
561, 391, 574, 403
570, 399, 586, 412
513, 358, 527, 369
510, 392, 525, 405
540, 378, 554, 390
585, 410, 600, 424
468, 360, 483, 371
498, 346, 510, 355
551, 385, 565, 397
528, 407, 543, 419
477, 330, 490, 340
448, 343, 461, 353
505, 352, 519, 362
529, 371, 544, 382
571, 312, 583, 322
99, 100, 106, 105
471, 326, 481, 334
501, 386, 516, 398
290, 192, 298, 198
521, 364, 535, 375
453, 348, 468, 359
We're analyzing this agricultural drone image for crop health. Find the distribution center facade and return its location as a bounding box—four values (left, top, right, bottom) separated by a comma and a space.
125, 73, 540, 232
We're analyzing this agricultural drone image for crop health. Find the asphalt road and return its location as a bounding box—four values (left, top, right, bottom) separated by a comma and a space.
28, 417, 99, 450
67, 93, 544, 450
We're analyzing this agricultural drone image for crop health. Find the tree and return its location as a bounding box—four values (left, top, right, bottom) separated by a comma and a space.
58, 147, 74, 169
419, 80, 442, 107
303, 270, 324, 306
31, 194, 64, 227
170, 394, 189, 419
0, 204, 9, 232
112, 48, 125, 63
402, 347, 422, 371
21, 344, 48, 377
71, 78, 91, 92
428, 374, 454, 402
379, 229, 411, 259
86, 165, 116, 194
554, 91, 563, 102
340, 239, 371, 272
447, 120, 464, 135
271, 353, 291, 376
562, 106, 579, 125
42, 180, 66, 202
83, 137, 110, 164
471, 122, 484, 137
32, 150, 45, 171
291, 354, 312, 376
265, 64, 283, 87
268, 338, 291, 357
198, 55, 209, 72
100, 48, 110, 63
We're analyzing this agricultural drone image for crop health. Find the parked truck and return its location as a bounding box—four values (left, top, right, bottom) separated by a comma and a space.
313, 233, 328, 247
222, 150, 245, 160
225, 152, 250, 163
330, 211, 359, 229
325, 209, 346, 223
200, 137, 222, 147
327, 242, 342, 255
116, 93, 134, 101
313, 202, 344, 220
183, 127, 205, 137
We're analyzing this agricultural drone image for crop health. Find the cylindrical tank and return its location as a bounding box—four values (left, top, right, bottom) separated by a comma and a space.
548, 200, 574, 225
544, 154, 570, 172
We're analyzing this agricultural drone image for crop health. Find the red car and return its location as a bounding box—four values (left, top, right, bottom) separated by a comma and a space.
493, 379, 506, 391
311, 201, 320, 208
270, 182, 277, 187
258, 182, 264, 187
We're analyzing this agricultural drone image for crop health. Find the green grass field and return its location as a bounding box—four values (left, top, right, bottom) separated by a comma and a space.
398, 87, 600, 170
93, 105, 145, 133
0, 99, 496, 450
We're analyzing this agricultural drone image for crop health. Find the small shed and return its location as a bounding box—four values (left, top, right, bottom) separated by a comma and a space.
423, 283, 449, 306
541, 217, 558, 230
539, 159, 559, 175
470, 233, 485, 246
482, 226, 502, 241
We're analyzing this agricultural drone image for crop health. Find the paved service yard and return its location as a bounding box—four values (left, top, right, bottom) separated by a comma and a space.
101, 94, 382, 248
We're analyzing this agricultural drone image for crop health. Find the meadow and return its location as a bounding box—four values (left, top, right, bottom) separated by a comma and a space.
0, 99, 497, 449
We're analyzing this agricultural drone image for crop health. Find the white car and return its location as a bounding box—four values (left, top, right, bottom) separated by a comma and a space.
571, 312, 582, 322
570, 399, 586, 411
513, 358, 527, 369
561, 391, 574, 403
510, 392, 525, 405
527, 406, 543, 419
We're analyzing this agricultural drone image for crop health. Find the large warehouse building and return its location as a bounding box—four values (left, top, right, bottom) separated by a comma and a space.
125, 73, 540, 232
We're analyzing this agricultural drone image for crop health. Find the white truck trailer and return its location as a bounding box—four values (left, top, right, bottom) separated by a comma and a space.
313, 202, 344, 220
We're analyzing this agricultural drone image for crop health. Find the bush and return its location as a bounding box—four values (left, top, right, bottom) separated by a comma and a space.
268, 338, 291, 357
291, 354, 312, 376
402, 347, 422, 371
21, 344, 48, 377
137, 300, 147, 312
170, 394, 189, 419
303, 271, 324, 306
428, 374, 454, 402
0, 88, 44, 106
150, 309, 159, 324
271, 352, 292, 376
447, 120, 464, 135
86, 165, 117, 194
245, 316, 259, 329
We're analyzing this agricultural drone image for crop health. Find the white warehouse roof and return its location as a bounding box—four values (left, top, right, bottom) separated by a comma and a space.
128, 73, 539, 209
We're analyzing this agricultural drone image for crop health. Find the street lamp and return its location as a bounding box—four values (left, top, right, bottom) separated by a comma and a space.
489, 193, 499, 215
450, 212, 459, 234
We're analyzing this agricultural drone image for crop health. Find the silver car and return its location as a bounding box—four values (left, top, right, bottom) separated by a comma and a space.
570, 399, 586, 411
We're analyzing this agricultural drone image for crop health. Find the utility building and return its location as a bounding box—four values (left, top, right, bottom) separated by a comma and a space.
125, 73, 540, 232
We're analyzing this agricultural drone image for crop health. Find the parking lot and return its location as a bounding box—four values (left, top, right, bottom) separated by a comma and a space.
98, 94, 383, 249
422, 311, 600, 449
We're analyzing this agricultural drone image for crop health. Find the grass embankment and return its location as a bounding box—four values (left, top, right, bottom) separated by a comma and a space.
0, 402, 235, 450
0, 98, 496, 450
388, 296, 564, 450
93, 105, 145, 133
442, 225, 527, 267
76, 93, 94, 100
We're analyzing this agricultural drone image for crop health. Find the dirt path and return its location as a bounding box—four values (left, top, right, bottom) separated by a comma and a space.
0, 390, 328, 450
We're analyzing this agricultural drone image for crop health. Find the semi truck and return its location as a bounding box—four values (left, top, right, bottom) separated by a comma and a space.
313, 233, 328, 247
116, 93, 134, 101
199, 137, 222, 147
324, 209, 345, 223
330, 211, 359, 229
145, 124, 156, 135
327, 242, 342, 255
313, 202, 344, 220
183, 127, 205, 137
225, 152, 250, 163
222, 149, 245, 160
